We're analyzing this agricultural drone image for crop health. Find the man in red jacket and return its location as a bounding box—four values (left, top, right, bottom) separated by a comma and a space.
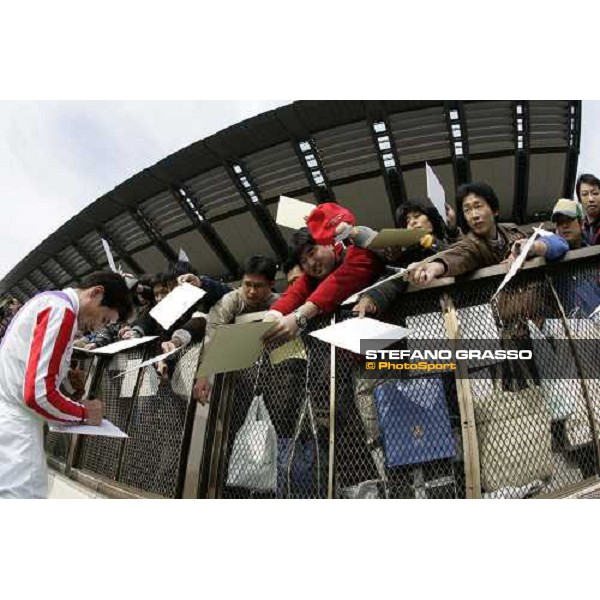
263, 226, 384, 341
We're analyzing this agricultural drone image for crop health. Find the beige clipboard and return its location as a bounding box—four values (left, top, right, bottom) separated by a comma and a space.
196, 321, 275, 376
367, 227, 427, 250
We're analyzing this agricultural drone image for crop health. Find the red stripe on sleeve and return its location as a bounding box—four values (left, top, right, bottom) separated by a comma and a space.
24, 308, 52, 418
44, 308, 86, 421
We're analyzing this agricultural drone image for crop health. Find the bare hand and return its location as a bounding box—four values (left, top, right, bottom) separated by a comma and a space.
262, 314, 299, 343
178, 274, 201, 288
119, 326, 133, 340
352, 296, 377, 318
84, 343, 97, 350
193, 377, 212, 405
404, 261, 445, 287
83, 399, 103, 426
161, 341, 178, 353
156, 360, 169, 381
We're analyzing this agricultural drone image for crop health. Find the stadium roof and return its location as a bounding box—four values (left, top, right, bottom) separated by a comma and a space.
0, 100, 581, 301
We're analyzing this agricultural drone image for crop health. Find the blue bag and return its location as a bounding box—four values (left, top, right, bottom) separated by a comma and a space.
277, 438, 322, 498
373, 377, 456, 467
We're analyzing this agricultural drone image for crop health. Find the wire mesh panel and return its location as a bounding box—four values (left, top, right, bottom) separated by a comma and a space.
44, 429, 72, 464
451, 267, 598, 498
118, 343, 200, 498
217, 316, 331, 499
77, 348, 145, 479
335, 288, 464, 500
45, 352, 97, 465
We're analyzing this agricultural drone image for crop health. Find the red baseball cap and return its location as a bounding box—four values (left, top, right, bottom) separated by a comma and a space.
306, 202, 356, 245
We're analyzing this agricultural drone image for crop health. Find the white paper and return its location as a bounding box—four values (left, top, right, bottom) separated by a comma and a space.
590, 304, 600, 319
342, 269, 407, 305
425, 163, 447, 224
101, 238, 117, 272
112, 347, 181, 379
50, 418, 128, 438
491, 227, 543, 300
276, 195, 315, 230
72, 346, 97, 354
149, 282, 206, 330
309, 317, 411, 355
89, 336, 158, 355
119, 359, 143, 397
179, 247, 191, 262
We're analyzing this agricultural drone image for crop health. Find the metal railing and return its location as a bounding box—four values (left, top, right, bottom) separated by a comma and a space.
46, 246, 600, 499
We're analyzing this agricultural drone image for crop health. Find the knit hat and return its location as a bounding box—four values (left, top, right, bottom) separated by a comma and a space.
306, 202, 356, 245
552, 198, 583, 222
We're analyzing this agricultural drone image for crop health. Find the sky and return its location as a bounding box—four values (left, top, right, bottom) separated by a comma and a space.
0, 100, 598, 282
0, 100, 290, 280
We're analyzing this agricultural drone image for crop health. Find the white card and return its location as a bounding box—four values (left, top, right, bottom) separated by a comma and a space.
179, 247, 191, 262
89, 336, 158, 355
112, 347, 181, 379
101, 238, 117, 272
49, 418, 128, 438
492, 227, 544, 300
276, 195, 316, 230
342, 269, 407, 305
309, 317, 411, 355
119, 359, 143, 397
425, 162, 447, 224
149, 283, 206, 330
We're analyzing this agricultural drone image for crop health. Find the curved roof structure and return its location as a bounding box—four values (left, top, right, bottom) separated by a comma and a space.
0, 100, 581, 301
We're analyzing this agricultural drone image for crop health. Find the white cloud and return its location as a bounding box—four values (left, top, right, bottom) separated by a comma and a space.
0, 100, 289, 280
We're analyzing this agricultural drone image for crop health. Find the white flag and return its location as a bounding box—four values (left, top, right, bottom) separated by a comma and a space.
425, 163, 447, 224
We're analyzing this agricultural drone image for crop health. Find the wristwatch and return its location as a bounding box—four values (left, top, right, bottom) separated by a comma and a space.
293, 309, 308, 331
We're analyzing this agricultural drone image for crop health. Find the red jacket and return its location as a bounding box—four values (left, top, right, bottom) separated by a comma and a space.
272, 245, 384, 315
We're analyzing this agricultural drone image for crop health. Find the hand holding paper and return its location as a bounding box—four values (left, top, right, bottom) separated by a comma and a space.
150, 283, 206, 330
492, 227, 544, 300
49, 419, 128, 438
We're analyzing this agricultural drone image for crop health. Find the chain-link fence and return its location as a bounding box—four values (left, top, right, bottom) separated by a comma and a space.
65, 342, 201, 498
46, 252, 600, 499
205, 251, 600, 499
44, 352, 97, 466
213, 316, 331, 499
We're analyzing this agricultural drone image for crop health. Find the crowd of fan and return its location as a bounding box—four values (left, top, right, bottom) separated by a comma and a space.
2, 173, 600, 405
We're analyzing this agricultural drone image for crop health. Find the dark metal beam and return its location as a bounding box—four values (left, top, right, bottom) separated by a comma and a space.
563, 100, 582, 199
52, 255, 79, 284
511, 101, 530, 224
273, 111, 336, 203
203, 142, 288, 261
292, 138, 335, 204
97, 226, 144, 275
11, 286, 27, 303
21, 277, 39, 297
444, 101, 471, 188
364, 102, 408, 222
227, 161, 288, 260
129, 207, 178, 263
72, 241, 102, 272
37, 264, 61, 289
170, 186, 241, 278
